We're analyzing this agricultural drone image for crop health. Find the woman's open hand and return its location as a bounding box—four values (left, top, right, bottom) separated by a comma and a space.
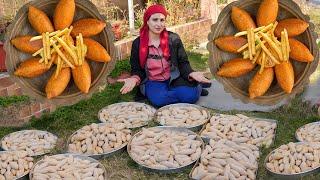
117, 77, 138, 94
189, 72, 211, 83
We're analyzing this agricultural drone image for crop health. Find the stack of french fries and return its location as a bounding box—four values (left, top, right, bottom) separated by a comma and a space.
236, 22, 290, 73
30, 27, 87, 77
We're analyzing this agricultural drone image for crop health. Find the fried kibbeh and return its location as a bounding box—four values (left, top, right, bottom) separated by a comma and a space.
28, 6, 54, 34
72, 60, 91, 93
215, 36, 247, 53
289, 38, 314, 62
257, 0, 278, 26
217, 58, 256, 77
275, 61, 294, 93
231, 6, 256, 31
71, 18, 106, 37
14, 57, 49, 78
11, 35, 42, 54
46, 68, 71, 99
83, 38, 111, 62
274, 18, 309, 37
249, 68, 274, 99
54, 0, 75, 30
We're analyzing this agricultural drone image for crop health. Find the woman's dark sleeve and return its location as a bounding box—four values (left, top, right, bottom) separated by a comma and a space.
176, 36, 194, 80
130, 40, 145, 81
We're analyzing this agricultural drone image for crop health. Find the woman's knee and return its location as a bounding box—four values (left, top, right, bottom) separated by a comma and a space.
180, 93, 200, 104
173, 86, 200, 104
148, 95, 169, 107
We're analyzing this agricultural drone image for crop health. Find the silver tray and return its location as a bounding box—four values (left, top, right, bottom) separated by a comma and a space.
189, 159, 260, 180
295, 121, 320, 142
189, 140, 259, 180
155, 103, 211, 132
199, 114, 278, 147
0, 151, 31, 180
127, 126, 204, 174
264, 142, 320, 180
189, 159, 200, 180
0, 130, 58, 157
29, 153, 107, 180
66, 123, 130, 160
98, 102, 156, 129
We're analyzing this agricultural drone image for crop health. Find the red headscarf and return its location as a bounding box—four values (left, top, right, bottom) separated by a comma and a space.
139, 4, 170, 69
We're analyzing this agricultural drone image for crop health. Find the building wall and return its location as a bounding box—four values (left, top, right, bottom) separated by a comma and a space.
0, 73, 54, 127
114, 18, 213, 60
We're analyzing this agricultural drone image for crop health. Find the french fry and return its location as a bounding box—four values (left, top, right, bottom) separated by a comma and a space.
274, 38, 282, 46
247, 29, 253, 60
234, 25, 266, 37
281, 31, 287, 61
251, 28, 256, 55
39, 51, 44, 62
30, 36, 43, 41
271, 21, 278, 34
83, 44, 87, 55
79, 33, 84, 65
30, 30, 61, 41
284, 29, 290, 59
259, 32, 283, 61
255, 40, 266, 50
76, 37, 79, 61
260, 23, 274, 33
243, 50, 249, 59
252, 49, 262, 64
256, 35, 279, 64
237, 43, 248, 52
52, 43, 75, 69
47, 54, 54, 69
68, 26, 73, 36
65, 36, 74, 48
260, 51, 266, 74
50, 44, 61, 54
42, 33, 47, 64
54, 36, 78, 64
76, 36, 81, 65
55, 55, 61, 78
81, 45, 87, 66
54, 27, 70, 38
272, 56, 281, 64
271, 22, 280, 46
46, 32, 51, 60
32, 48, 43, 57
235, 31, 249, 37
82, 44, 87, 56
256, 51, 263, 65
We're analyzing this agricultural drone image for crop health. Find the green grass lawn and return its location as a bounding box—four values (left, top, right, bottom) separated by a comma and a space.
0, 52, 319, 179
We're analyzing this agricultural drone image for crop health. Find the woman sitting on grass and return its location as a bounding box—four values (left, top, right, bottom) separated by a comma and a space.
118, 4, 211, 107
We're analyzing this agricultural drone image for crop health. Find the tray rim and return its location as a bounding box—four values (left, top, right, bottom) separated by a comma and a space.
0, 150, 33, 180
154, 103, 211, 131
28, 153, 107, 179
188, 139, 260, 180
264, 142, 320, 178
0, 129, 58, 157
295, 121, 320, 142
98, 102, 156, 129
127, 126, 205, 174
65, 122, 131, 159
199, 113, 278, 147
